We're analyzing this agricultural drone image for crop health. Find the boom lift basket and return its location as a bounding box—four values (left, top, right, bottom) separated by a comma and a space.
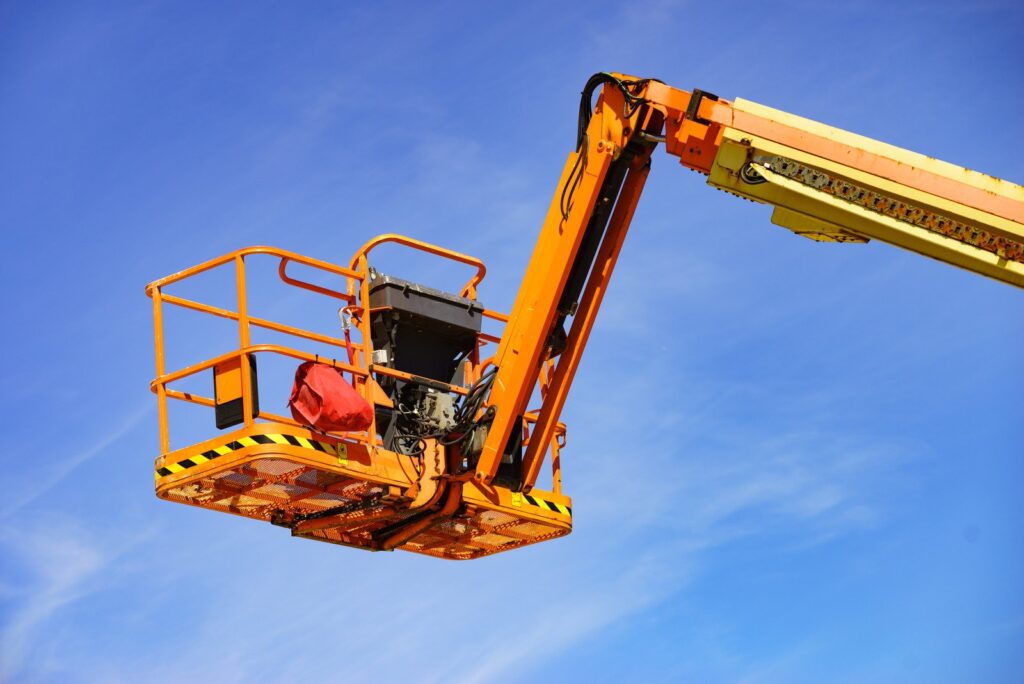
147, 238, 571, 560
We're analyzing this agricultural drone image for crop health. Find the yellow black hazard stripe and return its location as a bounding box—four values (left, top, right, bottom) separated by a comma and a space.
155, 433, 342, 480
156, 435, 570, 517
512, 491, 572, 517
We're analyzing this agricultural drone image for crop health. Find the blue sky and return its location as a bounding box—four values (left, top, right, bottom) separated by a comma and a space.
2, 1, 1022, 682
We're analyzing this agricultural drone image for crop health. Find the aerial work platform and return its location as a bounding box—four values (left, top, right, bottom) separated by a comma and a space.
148, 72, 1022, 561
148, 240, 571, 560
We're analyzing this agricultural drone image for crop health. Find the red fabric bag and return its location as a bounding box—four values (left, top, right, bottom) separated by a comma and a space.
288, 361, 373, 432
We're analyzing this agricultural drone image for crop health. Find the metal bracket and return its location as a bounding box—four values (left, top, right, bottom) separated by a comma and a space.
685, 88, 719, 126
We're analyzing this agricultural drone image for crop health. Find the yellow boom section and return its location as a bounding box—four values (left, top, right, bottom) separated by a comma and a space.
704, 97, 1024, 288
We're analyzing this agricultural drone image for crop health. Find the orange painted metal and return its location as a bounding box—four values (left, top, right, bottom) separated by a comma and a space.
520, 151, 652, 492
370, 365, 471, 396
347, 233, 487, 299
151, 287, 169, 454
472, 87, 626, 484
145, 245, 361, 295
278, 256, 354, 301
152, 344, 364, 393
642, 78, 725, 174
159, 292, 357, 355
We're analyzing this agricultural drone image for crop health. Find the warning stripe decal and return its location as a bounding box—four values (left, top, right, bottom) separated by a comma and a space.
156, 436, 571, 517
515, 492, 572, 517
155, 433, 337, 480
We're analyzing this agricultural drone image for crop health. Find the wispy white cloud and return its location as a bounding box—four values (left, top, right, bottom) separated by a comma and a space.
1, 529, 100, 680
737, 642, 817, 684
0, 517, 136, 681
1, 403, 151, 518
453, 553, 683, 684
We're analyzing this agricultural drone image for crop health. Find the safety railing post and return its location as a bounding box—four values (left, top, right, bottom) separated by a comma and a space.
356, 254, 376, 445
550, 437, 562, 495
235, 255, 254, 426
152, 286, 170, 454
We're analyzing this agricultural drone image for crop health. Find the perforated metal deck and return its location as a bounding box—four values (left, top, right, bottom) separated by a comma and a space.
155, 423, 571, 559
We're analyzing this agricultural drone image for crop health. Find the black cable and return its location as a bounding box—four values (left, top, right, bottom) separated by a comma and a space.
560, 135, 588, 221
576, 73, 653, 150
388, 365, 498, 462
561, 73, 654, 221
437, 366, 497, 451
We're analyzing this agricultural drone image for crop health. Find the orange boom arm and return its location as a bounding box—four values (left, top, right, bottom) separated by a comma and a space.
474, 73, 1023, 488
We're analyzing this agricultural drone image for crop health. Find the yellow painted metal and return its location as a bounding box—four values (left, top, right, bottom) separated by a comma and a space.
731, 98, 1024, 207
769, 207, 868, 243
707, 129, 1024, 288
723, 98, 1024, 223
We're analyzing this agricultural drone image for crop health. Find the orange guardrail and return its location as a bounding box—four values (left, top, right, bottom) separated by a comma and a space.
147, 238, 565, 492
147, 246, 370, 455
